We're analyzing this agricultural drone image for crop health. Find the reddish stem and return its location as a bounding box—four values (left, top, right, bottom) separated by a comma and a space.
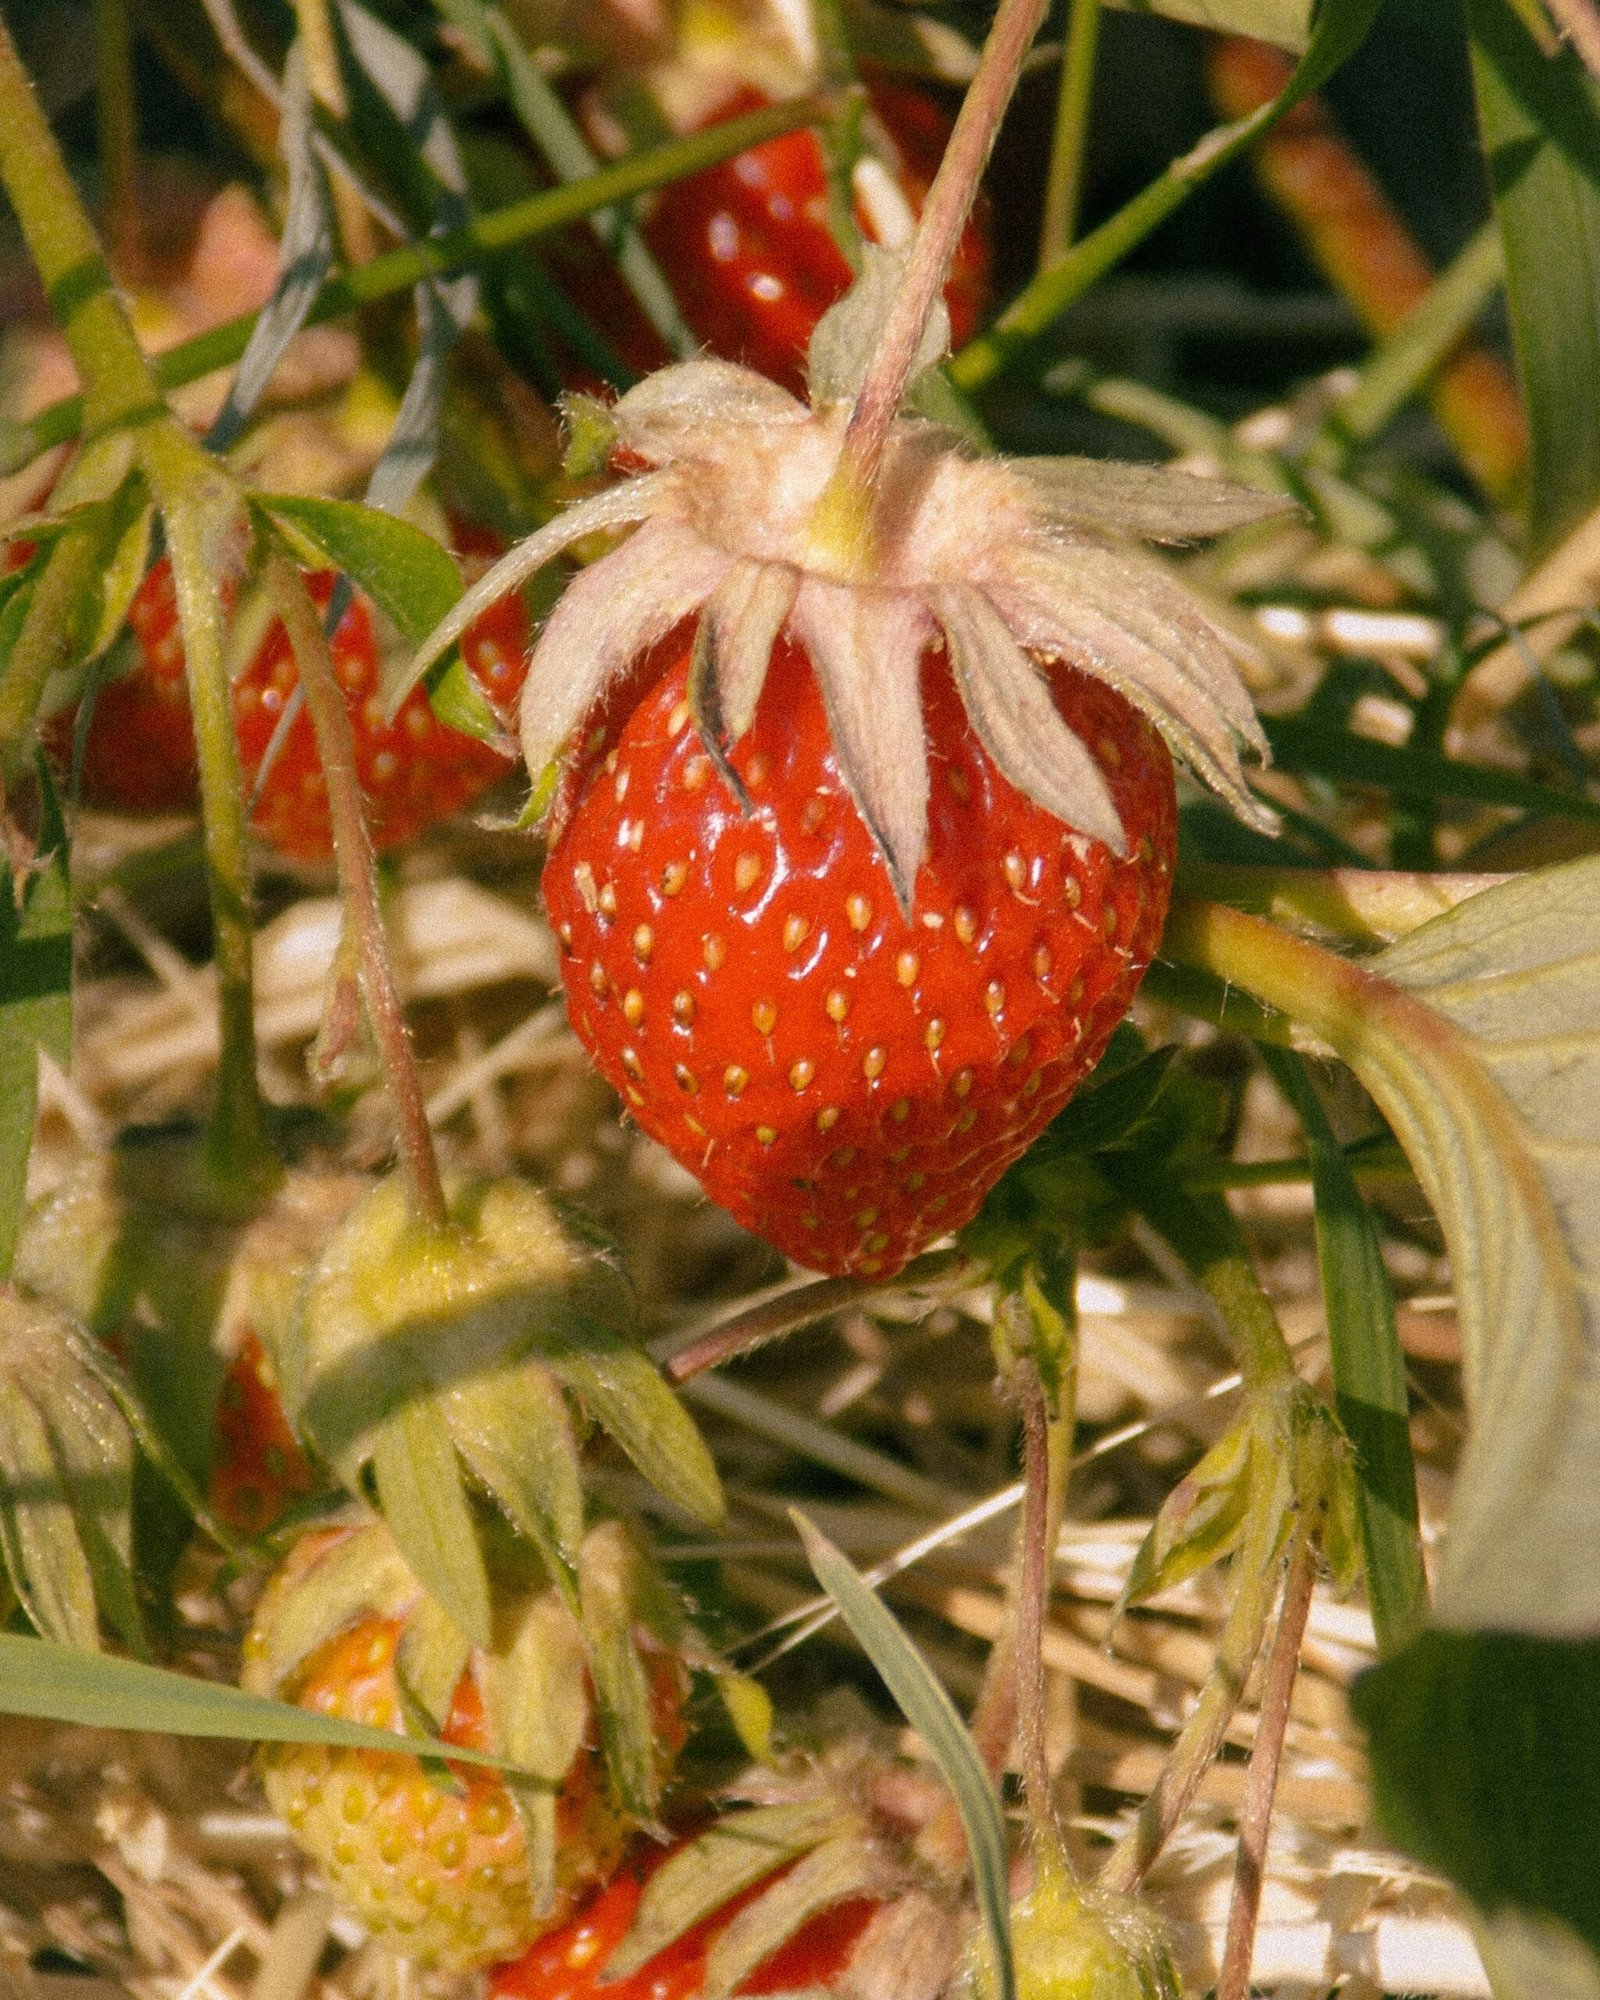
266, 554, 448, 1230
1217, 1529, 1318, 2000
835, 0, 1049, 496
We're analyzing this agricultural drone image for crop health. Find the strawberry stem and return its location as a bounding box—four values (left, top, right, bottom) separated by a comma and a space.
1098, 1475, 1284, 1894
1216, 1526, 1317, 2000
0, 19, 272, 1185
1013, 1360, 1063, 1844
265, 553, 449, 1231
1037, 0, 1103, 264
833, 0, 1049, 498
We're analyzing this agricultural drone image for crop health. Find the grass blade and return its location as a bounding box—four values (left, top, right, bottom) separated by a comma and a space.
792, 1511, 1014, 2000
1261, 1046, 1427, 1654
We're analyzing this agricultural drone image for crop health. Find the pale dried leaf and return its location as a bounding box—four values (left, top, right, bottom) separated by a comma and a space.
521, 515, 729, 783
790, 580, 933, 915
932, 582, 1126, 853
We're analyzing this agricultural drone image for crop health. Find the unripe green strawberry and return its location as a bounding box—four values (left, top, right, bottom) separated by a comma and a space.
244, 1520, 690, 1971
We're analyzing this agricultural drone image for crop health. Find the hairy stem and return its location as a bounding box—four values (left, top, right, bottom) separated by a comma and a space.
832, 0, 1049, 504
1038, 0, 1102, 264
1217, 1527, 1318, 2000
1014, 1361, 1063, 1842
265, 553, 447, 1229
662, 1249, 970, 1380
1099, 1482, 1285, 1894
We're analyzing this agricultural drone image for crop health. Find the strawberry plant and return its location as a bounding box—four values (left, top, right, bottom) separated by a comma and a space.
0, 3, 1597, 2000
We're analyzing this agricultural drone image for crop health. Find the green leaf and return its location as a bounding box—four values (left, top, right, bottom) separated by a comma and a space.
1354, 1631, 1600, 1976
792, 1512, 1014, 2000
1346, 858, 1600, 1634
261, 494, 463, 646
1470, 0, 1600, 553
442, 1362, 584, 1605
1119, 1417, 1254, 1613
1262, 1048, 1426, 1655
0, 762, 71, 1276
371, 1398, 493, 1649
0, 1628, 516, 1768
543, 1325, 725, 1527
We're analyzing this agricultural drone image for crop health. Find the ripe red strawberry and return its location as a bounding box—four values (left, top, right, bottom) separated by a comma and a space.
49, 539, 528, 861
246, 1522, 690, 1971
544, 627, 1175, 1277
489, 1845, 879, 2000
636, 81, 991, 395
419, 251, 1281, 1286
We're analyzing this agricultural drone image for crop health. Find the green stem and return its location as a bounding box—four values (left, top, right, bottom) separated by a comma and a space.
948, 0, 1382, 395
1098, 1470, 1285, 1894
1310, 220, 1506, 461
1, 95, 831, 474
144, 429, 268, 1182
1104, 1154, 1295, 1390
1013, 1359, 1073, 1846
93, 0, 140, 270
1037, 0, 1101, 265
0, 15, 161, 437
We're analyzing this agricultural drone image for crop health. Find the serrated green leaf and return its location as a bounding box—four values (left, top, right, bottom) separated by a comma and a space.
544, 1327, 724, 1527
0, 763, 71, 1277
1470, 0, 1600, 553
0, 1628, 520, 1768
371, 1399, 493, 1649
1354, 1631, 1600, 1980
442, 1361, 583, 1605
1262, 1047, 1426, 1654
261, 494, 462, 646
792, 1512, 1014, 2000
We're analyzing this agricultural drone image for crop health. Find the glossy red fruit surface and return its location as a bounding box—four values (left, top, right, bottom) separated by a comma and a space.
489, 1845, 878, 2000
639, 81, 991, 395
53, 541, 528, 861
543, 629, 1176, 1278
